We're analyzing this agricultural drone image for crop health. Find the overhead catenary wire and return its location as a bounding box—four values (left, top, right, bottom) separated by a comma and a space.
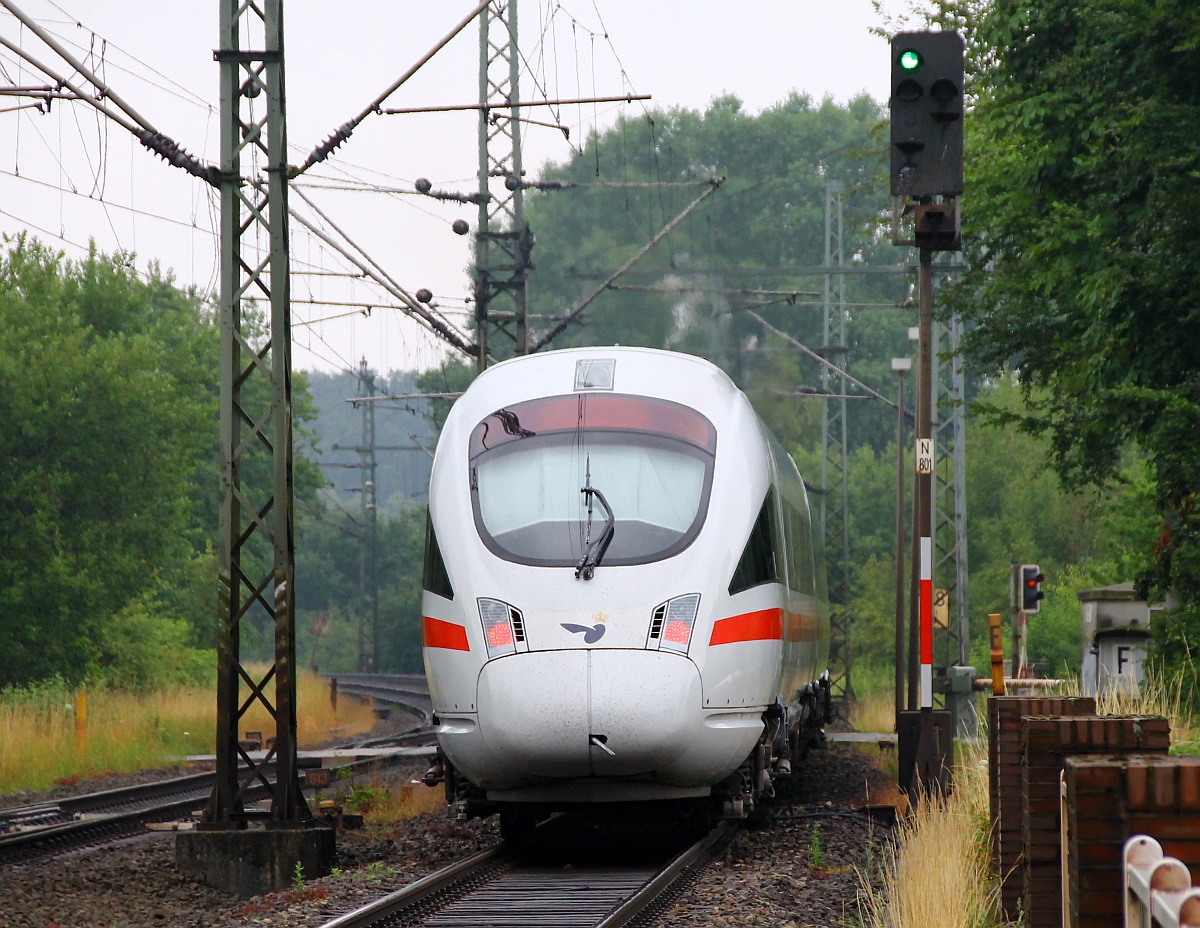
0, 9, 459, 383
292, 304, 384, 327
0, 1, 156, 127
0, 0, 216, 184
1, 0, 665, 379
743, 307, 897, 411
291, 326, 363, 376
608, 281, 907, 311
295, 0, 490, 177
0, 32, 139, 133
0, 166, 212, 233
286, 203, 478, 359
351, 392, 463, 402
36, 0, 214, 110
0, 203, 93, 252
532, 178, 724, 351
607, 283, 821, 299
291, 297, 470, 328
291, 185, 464, 345
287, 184, 478, 357
379, 93, 650, 117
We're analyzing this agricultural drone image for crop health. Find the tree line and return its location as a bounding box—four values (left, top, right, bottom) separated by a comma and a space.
926, 0, 1200, 678
0, 236, 454, 690
0, 237, 222, 689
3, 0, 1195, 693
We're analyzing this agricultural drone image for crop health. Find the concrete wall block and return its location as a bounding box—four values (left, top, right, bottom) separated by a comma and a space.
175, 825, 336, 898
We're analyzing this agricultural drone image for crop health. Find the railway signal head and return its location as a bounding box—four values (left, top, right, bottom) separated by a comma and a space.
1021, 564, 1045, 613
890, 31, 965, 198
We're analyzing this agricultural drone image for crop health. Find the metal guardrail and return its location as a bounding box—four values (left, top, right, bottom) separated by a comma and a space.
1124, 835, 1200, 928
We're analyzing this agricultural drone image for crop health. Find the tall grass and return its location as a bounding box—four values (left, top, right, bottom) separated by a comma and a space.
1056, 666, 1199, 753
851, 688, 897, 734
857, 738, 1001, 928
1096, 668, 1198, 751
0, 669, 377, 795
855, 667, 1200, 928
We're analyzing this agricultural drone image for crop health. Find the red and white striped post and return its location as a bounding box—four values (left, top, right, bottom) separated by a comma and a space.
920, 534, 933, 708
911, 244, 944, 793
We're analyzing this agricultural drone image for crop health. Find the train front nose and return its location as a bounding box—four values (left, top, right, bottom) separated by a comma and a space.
475, 650, 702, 780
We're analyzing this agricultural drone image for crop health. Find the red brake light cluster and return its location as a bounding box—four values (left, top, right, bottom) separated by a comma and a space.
486, 622, 514, 649
654, 593, 701, 654
478, 598, 521, 659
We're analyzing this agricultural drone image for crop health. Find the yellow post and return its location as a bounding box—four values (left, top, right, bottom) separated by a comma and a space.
74, 691, 88, 752
988, 613, 1006, 695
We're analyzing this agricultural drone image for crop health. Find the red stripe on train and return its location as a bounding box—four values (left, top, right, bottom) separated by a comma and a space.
423, 616, 470, 651
709, 608, 784, 646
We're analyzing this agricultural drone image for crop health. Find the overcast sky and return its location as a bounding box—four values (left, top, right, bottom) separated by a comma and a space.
0, 1, 915, 374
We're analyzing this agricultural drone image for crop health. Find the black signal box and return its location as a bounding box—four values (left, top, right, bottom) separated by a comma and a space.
890, 31, 964, 198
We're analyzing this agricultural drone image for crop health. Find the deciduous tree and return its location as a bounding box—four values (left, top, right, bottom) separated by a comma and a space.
930, 0, 1200, 670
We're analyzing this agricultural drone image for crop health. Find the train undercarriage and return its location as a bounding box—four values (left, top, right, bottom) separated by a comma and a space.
424, 674, 832, 840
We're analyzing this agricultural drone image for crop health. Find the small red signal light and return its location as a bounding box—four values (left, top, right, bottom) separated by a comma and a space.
1020, 564, 1044, 613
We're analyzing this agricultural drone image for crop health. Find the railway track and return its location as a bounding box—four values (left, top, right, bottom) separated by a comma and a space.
313, 820, 736, 928
332, 673, 435, 728
0, 673, 436, 865
0, 770, 264, 866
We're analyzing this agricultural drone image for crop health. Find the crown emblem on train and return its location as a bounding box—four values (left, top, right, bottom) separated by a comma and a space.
561, 622, 606, 643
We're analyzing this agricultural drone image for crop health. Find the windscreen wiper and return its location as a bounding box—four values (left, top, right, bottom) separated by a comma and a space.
575, 486, 615, 581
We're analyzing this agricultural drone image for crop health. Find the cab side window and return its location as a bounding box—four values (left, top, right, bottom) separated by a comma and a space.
423, 511, 455, 600
729, 490, 781, 594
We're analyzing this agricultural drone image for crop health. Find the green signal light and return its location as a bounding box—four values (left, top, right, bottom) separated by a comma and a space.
899, 49, 922, 70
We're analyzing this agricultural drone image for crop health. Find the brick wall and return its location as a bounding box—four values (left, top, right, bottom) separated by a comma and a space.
1064, 755, 1200, 928
1019, 716, 1169, 927
987, 695, 1095, 920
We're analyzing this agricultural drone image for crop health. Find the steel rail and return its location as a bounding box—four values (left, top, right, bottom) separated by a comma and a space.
327, 673, 434, 727
596, 821, 737, 927
0, 695, 430, 863
0, 785, 266, 866
334, 685, 433, 728
0, 770, 220, 828
315, 821, 736, 928
317, 845, 508, 928
0, 674, 428, 830
328, 672, 429, 690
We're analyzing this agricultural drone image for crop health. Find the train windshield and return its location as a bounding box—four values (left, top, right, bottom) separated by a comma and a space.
469, 394, 716, 568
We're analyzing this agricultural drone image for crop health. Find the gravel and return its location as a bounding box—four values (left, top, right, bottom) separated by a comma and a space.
0, 744, 898, 928
652, 744, 900, 928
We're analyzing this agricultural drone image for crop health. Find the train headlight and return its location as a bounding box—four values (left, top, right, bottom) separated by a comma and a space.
477, 598, 524, 659
656, 593, 701, 654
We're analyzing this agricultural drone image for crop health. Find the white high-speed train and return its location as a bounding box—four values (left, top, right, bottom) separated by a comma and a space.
421, 347, 831, 832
